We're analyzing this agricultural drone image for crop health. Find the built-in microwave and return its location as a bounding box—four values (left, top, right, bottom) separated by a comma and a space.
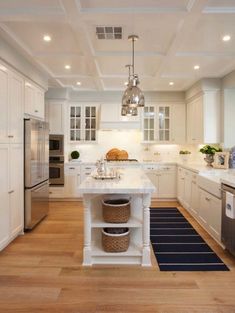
49, 135, 64, 156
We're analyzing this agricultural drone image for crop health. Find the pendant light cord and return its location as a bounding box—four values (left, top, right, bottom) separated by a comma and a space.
132, 37, 135, 76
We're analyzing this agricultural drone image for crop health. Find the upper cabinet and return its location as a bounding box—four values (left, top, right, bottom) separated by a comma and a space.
0, 63, 24, 144
142, 103, 185, 144
46, 101, 64, 134
69, 103, 99, 143
25, 81, 45, 119
186, 79, 221, 144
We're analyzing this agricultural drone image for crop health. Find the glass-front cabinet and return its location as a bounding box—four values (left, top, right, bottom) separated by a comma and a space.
69, 104, 98, 143
142, 104, 171, 143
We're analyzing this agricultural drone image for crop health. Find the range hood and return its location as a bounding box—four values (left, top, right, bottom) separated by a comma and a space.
99, 103, 141, 130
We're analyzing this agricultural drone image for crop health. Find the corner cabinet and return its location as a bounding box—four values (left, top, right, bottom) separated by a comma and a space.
186, 90, 220, 144
68, 104, 99, 143
25, 81, 45, 120
142, 103, 185, 144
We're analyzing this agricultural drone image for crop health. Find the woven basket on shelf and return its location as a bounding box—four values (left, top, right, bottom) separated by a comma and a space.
102, 228, 130, 253
102, 199, 130, 223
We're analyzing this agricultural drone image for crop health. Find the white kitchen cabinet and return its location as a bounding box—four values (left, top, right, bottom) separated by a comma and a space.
190, 175, 199, 217
198, 188, 221, 241
49, 186, 65, 199
81, 164, 96, 183
69, 104, 99, 143
144, 165, 176, 199
0, 144, 10, 249
187, 90, 220, 144
177, 167, 185, 204
46, 101, 64, 134
142, 103, 185, 144
9, 144, 24, 238
0, 64, 24, 144
0, 144, 23, 251
64, 164, 81, 198
25, 81, 45, 119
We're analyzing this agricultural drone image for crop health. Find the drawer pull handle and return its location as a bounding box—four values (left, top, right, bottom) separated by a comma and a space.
205, 197, 210, 201
69, 167, 75, 169
8, 190, 14, 194
8, 135, 14, 138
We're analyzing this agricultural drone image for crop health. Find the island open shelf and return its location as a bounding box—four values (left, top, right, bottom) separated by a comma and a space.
78, 168, 155, 266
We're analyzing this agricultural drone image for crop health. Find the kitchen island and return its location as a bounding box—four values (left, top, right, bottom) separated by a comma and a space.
78, 168, 155, 266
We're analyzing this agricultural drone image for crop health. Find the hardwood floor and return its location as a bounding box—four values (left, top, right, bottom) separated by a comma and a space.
1, 201, 235, 313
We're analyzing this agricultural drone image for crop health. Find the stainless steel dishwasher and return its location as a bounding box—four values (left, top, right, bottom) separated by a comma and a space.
222, 184, 235, 256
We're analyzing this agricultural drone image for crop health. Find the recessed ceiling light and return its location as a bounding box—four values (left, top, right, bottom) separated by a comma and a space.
76, 81, 81, 86
65, 65, 71, 69
222, 35, 231, 42
169, 82, 174, 86
124, 81, 128, 86
194, 65, 200, 70
43, 35, 51, 42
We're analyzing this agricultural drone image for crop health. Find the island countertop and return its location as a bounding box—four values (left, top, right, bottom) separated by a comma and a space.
78, 168, 155, 194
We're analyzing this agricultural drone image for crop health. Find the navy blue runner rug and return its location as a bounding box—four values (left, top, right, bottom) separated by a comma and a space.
150, 207, 229, 271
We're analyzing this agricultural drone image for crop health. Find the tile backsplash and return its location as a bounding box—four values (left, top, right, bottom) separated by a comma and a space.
65, 130, 204, 163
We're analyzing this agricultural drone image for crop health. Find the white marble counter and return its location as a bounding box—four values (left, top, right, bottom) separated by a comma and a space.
78, 168, 156, 194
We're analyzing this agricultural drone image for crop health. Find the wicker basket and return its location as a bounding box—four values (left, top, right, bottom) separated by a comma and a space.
102, 228, 130, 253
102, 198, 130, 223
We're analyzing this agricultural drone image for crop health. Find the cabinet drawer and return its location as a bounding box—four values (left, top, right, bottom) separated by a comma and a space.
65, 165, 81, 175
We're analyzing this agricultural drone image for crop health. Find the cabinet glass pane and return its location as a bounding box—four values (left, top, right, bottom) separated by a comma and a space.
165, 130, 170, 141
76, 130, 81, 141
165, 119, 170, 129
150, 107, 154, 113
70, 130, 75, 141
85, 119, 90, 129
149, 119, 154, 129
91, 118, 96, 129
144, 107, 148, 114
159, 118, 164, 129
144, 119, 148, 129
76, 107, 81, 117
70, 118, 75, 129
144, 130, 148, 141
91, 130, 96, 141
76, 119, 81, 129
85, 107, 90, 117
150, 130, 154, 141
159, 130, 164, 141
70, 107, 75, 117
91, 107, 96, 117
165, 107, 169, 117
85, 130, 90, 141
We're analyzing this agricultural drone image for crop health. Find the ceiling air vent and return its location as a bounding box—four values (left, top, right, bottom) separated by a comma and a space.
96, 26, 122, 40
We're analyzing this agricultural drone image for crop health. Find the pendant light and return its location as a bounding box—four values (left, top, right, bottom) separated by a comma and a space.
121, 35, 145, 112
121, 64, 138, 116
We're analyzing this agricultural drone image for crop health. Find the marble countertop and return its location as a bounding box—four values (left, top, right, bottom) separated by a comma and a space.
78, 168, 156, 194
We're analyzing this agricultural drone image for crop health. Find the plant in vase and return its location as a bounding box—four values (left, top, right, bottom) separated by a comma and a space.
179, 150, 191, 162
199, 145, 222, 166
70, 150, 80, 161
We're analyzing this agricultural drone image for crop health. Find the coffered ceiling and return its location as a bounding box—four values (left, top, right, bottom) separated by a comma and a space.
1, 0, 235, 91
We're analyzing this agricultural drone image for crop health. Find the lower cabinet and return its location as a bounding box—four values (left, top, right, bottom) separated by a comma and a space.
198, 188, 221, 242
144, 165, 176, 199
0, 144, 24, 250
64, 164, 81, 198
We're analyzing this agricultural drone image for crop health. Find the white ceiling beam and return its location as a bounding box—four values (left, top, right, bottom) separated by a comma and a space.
33, 51, 84, 58
203, 7, 235, 14
176, 51, 235, 58
94, 51, 165, 57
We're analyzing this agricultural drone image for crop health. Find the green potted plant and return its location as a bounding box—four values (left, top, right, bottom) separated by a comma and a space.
70, 150, 80, 162
199, 145, 222, 166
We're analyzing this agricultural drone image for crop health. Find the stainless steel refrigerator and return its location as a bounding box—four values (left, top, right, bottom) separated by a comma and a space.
24, 118, 49, 230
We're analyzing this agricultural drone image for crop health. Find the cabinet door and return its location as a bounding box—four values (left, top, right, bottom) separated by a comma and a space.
157, 106, 170, 142
25, 82, 35, 116
177, 168, 185, 203
35, 88, 45, 119
48, 102, 64, 134
158, 171, 176, 198
171, 103, 185, 143
9, 144, 24, 238
190, 180, 199, 216
145, 172, 158, 198
0, 144, 10, 249
187, 97, 203, 143
142, 106, 156, 142
84, 105, 97, 142
198, 189, 210, 228
64, 166, 81, 197
69, 105, 82, 142
208, 196, 221, 241
184, 171, 192, 210
0, 65, 9, 143
9, 72, 24, 143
